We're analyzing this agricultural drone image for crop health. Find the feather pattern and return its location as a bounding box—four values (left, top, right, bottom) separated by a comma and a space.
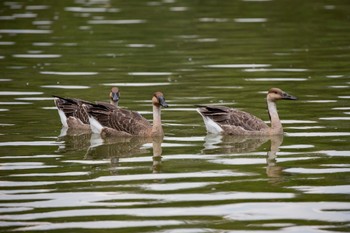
54, 96, 91, 125
87, 103, 151, 136
86, 92, 168, 137
53, 87, 120, 130
197, 105, 269, 133
196, 88, 297, 135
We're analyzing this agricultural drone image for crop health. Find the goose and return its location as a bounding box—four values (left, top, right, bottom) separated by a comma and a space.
53, 87, 120, 129
86, 91, 168, 137
196, 88, 297, 135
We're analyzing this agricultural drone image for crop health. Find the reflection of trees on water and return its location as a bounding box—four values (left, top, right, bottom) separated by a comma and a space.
203, 134, 284, 182
56, 127, 163, 174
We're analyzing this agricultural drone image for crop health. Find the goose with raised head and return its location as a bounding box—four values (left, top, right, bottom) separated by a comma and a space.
53, 87, 120, 129
87, 91, 168, 138
196, 88, 297, 135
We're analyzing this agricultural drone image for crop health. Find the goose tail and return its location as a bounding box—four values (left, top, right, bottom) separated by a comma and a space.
53, 97, 68, 128
88, 115, 103, 134
196, 107, 223, 134
82, 103, 103, 134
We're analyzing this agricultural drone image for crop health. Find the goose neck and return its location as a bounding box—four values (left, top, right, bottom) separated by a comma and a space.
152, 104, 163, 136
267, 99, 283, 133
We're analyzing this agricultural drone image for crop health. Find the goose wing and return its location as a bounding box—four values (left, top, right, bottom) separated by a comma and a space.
87, 103, 151, 135
53, 96, 91, 124
197, 105, 269, 131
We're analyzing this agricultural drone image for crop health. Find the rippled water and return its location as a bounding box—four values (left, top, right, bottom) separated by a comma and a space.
1, 0, 350, 232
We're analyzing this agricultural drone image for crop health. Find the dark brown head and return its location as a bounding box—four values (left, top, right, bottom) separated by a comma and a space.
267, 88, 297, 102
109, 87, 120, 104
152, 92, 168, 108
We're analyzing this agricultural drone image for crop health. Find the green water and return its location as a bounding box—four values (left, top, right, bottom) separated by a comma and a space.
0, 0, 350, 232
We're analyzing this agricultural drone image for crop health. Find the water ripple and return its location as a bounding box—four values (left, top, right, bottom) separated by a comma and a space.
102, 82, 171, 87
234, 18, 267, 23
13, 54, 61, 58
65, 7, 120, 13
284, 167, 350, 174
92, 170, 249, 182
128, 72, 173, 76
40, 85, 90, 89
40, 71, 98, 75
204, 64, 270, 68
0, 141, 63, 146
88, 19, 146, 24
291, 185, 350, 194
3, 202, 348, 222
244, 68, 308, 72
0, 29, 52, 34
16, 220, 183, 231
0, 91, 43, 96
245, 78, 307, 81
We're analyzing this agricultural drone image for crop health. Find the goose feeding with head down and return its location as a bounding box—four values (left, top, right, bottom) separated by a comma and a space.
53, 87, 120, 130
196, 88, 297, 135
86, 91, 168, 138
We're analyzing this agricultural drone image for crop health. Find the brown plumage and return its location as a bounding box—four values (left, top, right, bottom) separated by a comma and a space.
87, 92, 168, 137
53, 87, 120, 129
197, 88, 297, 135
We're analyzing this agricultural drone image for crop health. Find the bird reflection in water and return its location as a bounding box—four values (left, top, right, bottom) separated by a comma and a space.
56, 129, 163, 174
203, 134, 284, 182
56, 128, 92, 153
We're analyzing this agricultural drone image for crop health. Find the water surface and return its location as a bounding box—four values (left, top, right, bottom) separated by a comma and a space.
0, 0, 350, 232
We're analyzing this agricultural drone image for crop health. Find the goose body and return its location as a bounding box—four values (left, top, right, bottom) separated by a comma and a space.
197, 88, 297, 135
53, 87, 120, 129
87, 92, 168, 138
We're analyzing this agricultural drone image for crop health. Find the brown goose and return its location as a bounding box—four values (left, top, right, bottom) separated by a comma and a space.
53, 87, 120, 129
87, 92, 168, 137
196, 88, 297, 135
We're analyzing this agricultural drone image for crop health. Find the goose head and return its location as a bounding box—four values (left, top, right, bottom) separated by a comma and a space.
109, 87, 120, 106
152, 92, 169, 108
267, 88, 297, 102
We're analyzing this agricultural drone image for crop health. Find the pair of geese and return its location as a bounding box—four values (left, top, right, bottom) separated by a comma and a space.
54, 87, 297, 137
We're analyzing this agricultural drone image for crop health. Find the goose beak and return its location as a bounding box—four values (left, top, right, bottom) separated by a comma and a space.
282, 92, 297, 100
158, 96, 169, 108
111, 92, 120, 103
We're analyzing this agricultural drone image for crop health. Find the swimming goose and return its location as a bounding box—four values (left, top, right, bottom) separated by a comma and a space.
87, 92, 168, 137
53, 87, 120, 129
196, 88, 297, 135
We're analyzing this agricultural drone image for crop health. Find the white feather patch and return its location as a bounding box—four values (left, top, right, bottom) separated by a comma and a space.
57, 109, 68, 128
196, 108, 223, 134
88, 116, 103, 134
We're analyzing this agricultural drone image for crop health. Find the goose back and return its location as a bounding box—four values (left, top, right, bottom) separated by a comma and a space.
87, 103, 152, 136
197, 105, 269, 133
